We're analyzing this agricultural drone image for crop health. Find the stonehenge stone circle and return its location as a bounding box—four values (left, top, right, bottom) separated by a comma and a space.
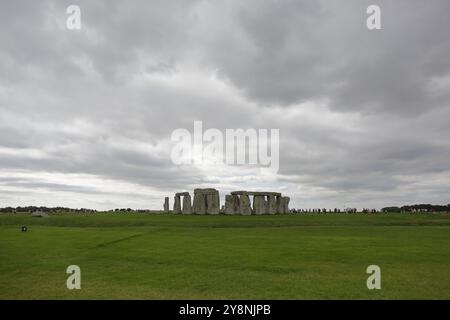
276, 196, 290, 214
167, 189, 290, 215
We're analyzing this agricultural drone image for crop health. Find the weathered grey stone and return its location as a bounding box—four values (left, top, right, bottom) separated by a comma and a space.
231, 191, 281, 196
224, 195, 234, 215
193, 192, 206, 214
230, 190, 248, 196
276, 195, 283, 214
173, 189, 288, 215
267, 194, 277, 214
163, 197, 169, 213
282, 196, 290, 214
193, 188, 220, 215
225, 195, 240, 215
239, 194, 252, 215
194, 188, 218, 195
173, 195, 181, 214
276, 196, 290, 214
182, 194, 192, 214
253, 195, 267, 215
232, 195, 240, 213
206, 192, 220, 215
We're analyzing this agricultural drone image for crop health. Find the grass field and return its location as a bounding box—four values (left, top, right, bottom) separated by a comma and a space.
0, 212, 449, 299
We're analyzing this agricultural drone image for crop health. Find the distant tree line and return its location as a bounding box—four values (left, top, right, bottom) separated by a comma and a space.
0, 206, 153, 214
0, 206, 97, 213
381, 204, 450, 213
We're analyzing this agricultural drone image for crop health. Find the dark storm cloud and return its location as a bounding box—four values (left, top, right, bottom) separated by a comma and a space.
204, 0, 450, 114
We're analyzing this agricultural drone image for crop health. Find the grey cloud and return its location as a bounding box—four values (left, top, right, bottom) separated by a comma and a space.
202, 0, 450, 115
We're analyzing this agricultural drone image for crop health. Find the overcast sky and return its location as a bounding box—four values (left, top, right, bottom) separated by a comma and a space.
1, 0, 449, 210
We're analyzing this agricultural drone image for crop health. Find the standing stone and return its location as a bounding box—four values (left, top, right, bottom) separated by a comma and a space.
267, 195, 277, 214
277, 196, 290, 214
276, 195, 283, 214
193, 188, 220, 215
206, 191, 220, 215
224, 195, 234, 215
239, 194, 252, 215
182, 194, 192, 214
163, 197, 169, 213
283, 196, 290, 213
226, 194, 241, 214
193, 189, 207, 214
253, 195, 267, 215
224, 195, 239, 215
173, 195, 181, 214
232, 195, 240, 213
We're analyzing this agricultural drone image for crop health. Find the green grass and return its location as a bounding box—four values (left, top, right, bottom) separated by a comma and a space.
1, 213, 449, 299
